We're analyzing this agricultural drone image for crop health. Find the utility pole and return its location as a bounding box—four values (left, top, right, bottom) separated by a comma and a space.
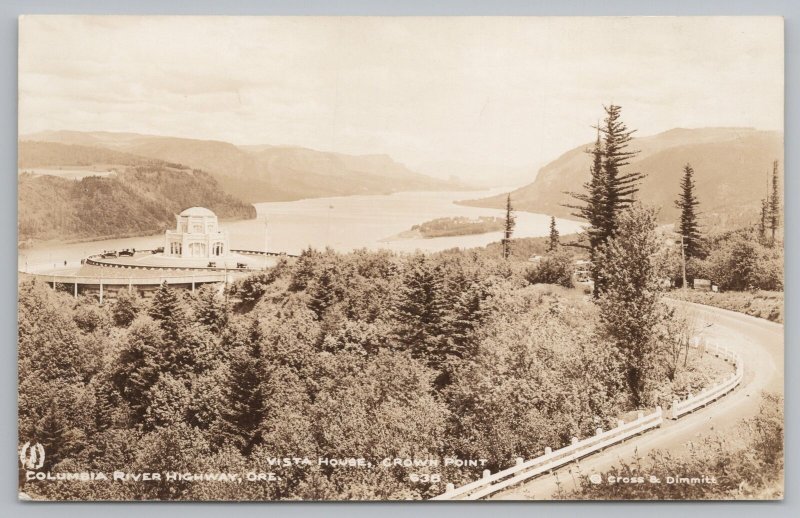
680, 234, 688, 290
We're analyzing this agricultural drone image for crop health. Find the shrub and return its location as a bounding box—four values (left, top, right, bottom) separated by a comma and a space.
525, 251, 574, 288
696, 230, 783, 291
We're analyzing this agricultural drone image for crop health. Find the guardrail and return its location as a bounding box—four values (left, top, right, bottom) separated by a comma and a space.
19, 271, 230, 286
83, 249, 297, 272
433, 336, 743, 500
231, 249, 298, 258
669, 341, 743, 419
432, 407, 664, 500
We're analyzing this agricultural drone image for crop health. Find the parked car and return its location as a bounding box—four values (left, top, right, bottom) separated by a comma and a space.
207, 261, 217, 268
100, 250, 118, 258
118, 249, 134, 257
236, 262, 247, 269
151, 247, 164, 254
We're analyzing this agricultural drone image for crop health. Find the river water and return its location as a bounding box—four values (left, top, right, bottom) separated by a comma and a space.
19, 189, 583, 272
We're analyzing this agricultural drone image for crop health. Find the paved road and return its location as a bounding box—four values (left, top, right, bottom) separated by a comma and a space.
492, 301, 784, 500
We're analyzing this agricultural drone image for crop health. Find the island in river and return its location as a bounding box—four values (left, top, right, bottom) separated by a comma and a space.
394, 216, 505, 239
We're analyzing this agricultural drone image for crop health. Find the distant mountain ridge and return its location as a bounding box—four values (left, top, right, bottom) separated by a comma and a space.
21, 130, 465, 203
461, 127, 783, 229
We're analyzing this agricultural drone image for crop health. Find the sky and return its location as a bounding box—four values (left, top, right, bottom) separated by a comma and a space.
18, 16, 784, 179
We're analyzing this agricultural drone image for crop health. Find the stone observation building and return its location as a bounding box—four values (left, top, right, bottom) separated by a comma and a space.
164, 207, 229, 258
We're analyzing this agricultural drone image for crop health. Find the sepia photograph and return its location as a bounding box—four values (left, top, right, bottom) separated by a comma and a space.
16, 15, 784, 501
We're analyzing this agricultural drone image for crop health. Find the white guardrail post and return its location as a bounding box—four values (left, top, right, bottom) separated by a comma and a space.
433, 338, 742, 501
669, 341, 743, 420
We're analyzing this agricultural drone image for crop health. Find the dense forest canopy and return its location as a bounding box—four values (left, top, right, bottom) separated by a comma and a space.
19, 241, 724, 500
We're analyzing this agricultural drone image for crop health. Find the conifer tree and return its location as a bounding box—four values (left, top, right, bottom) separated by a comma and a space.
759, 198, 769, 241
36, 401, 67, 468
112, 318, 164, 423
547, 216, 560, 252
392, 255, 445, 370
565, 105, 644, 296
307, 264, 337, 319
674, 163, 704, 260
447, 279, 491, 360
289, 247, 321, 291
564, 127, 607, 295
194, 285, 228, 334
566, 128, 607, 249
91, 376, 117, 433
218, 320, 268, 454
599, 104, 644, 238
769, 159, 780, 243
148, 282, 186, 344
502, 194, 516, 259
147, 283, 207, 378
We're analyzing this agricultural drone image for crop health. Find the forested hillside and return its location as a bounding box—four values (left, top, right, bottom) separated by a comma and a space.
19, 244, 723, 500
22, 132, 465, 203
19, 166, 256, 243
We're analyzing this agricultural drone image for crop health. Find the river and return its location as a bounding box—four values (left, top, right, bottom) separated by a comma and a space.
19, 188, 584, 272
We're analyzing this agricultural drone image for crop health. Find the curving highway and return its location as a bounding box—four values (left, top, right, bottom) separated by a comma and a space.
492, 300, 784, 500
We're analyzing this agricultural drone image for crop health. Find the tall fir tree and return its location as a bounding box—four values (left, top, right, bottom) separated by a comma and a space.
218, 320, 268, 454
502, 194, 516, 259
148, 282, 186, 344
446, 279, 490, 361
769, 159, 780, 243
759, 197, 769, 241
566, 127, 607, 248
147, 282, 205, 378
307, 264, 337, 319
194, 285, 228, 334
564, 128, 607, 295
599, 104, 644, 238
112, 317, 165, 423
674, 163, 704, 260
392, 255, 447, 373
35, 400, 68, 468
547, 216, 560, 252
565, 105, 644, 296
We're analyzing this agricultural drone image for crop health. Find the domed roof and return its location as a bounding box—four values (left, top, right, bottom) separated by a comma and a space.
179, 206, 216, 217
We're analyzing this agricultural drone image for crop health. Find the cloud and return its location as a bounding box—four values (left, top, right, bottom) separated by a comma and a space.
19, 16, 783, 176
